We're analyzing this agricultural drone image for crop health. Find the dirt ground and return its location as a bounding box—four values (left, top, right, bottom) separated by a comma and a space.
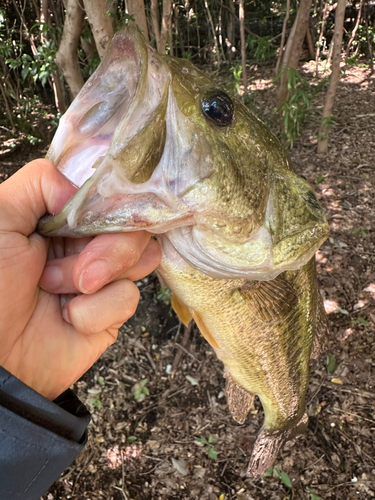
1, 63, 374, 500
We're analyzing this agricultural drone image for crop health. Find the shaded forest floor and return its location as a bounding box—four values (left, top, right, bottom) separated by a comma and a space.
1, 63, 374, 500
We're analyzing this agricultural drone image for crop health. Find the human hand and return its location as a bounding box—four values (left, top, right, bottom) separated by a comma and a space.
0, 159, 161, 400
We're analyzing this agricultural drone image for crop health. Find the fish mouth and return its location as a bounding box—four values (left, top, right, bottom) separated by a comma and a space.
38, 26, 194, 237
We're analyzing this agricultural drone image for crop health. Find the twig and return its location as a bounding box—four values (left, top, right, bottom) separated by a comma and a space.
322, 382, 375, 399
171, 320, 194, 377
175, 342, 200, 363
334, 407, 375, 425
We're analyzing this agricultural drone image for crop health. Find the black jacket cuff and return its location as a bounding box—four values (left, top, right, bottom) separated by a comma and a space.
0, 367, 90, 500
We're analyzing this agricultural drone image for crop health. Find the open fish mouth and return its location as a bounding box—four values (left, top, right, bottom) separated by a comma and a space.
38, 25, 329, 281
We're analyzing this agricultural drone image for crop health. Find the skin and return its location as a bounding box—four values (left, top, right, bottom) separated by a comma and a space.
0, 159, 161, 401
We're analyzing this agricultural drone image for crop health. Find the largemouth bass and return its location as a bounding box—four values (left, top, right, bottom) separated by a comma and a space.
38, 25, 329, 476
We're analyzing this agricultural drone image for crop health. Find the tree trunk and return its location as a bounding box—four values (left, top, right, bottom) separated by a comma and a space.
151, 0, 161, 51
83, 0, 114, 59
315, 2, 329, 75
275, 0, 290, 74
239, 0, 247, 90
0, 79, 15, 130
126, 0, 149, 42
305, 21, 315, 59
346, 0, 364, 57
51, 72, 67, 113
55, 0, 85, 98
160, 0, 172, 53
226, 0, 235, 60
205, 0, 220, 66
278, 0, 312, 105
317, 0, 346, 153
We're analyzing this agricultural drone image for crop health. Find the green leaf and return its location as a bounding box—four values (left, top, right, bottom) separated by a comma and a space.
358, 316, 369, 326
275, 467, 293, 488
263, 466, 274, 477
316, 174, 325, 184
208, 435, 216, 444
207, 447, 218, 460
98, 376, 105, 386
306, 487, 322, 500
326, 354, 338, 374
195, 437, 208, 445
21, 66, 30, 80
127, 436, 137, 443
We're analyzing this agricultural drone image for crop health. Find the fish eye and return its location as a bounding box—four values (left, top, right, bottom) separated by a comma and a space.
201, 91, 234, 127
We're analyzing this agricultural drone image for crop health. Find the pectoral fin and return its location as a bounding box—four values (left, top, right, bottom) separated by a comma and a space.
171, 293, 192, 326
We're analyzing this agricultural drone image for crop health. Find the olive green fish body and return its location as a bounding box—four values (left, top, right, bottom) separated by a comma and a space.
158, 239, 327, 474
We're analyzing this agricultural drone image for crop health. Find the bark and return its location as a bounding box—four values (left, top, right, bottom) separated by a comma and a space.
80, 31, 96, 62
40, 0, 49, 25
126, 0, 149, 42
0, 79, 15, 130
83, 0, 114, 58
205, 0, 221, 66
51, 72, 67, 113
315, 2, 329, 75
55, 0, 85, 98
151, 0, 161, 51
12, 0, 38, 55
160, 0, 172, 54
275, 0, 290, 74
317, 0, 346, 153
278, 0, 312, 105
226, 0, 235, 60
346, 0, 364, 57
306, 21, 315, 59
239, 0, 247, 90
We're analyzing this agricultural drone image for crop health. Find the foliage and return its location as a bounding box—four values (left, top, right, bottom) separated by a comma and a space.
326, 353, 338, 374
351, 316, 369, 327
246, 34, 275, 61
352, 227, 367, 238
132, 379, 149, 402
157, 286, 171, 305
277, 68, 325, 147
227, 64, 243, 94
264, 465, 293, 492
195, 435, 218, 460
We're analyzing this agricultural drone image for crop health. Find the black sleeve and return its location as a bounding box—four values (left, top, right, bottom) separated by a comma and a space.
0, 367, 91, 500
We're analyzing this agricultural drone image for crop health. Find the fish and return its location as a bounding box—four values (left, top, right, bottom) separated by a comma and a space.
37, 24, 329, 476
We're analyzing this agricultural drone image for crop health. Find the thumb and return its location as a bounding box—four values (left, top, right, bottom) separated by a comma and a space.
0, 159, 77, 236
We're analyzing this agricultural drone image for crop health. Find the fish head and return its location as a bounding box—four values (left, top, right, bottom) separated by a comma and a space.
38, 25, 328, 280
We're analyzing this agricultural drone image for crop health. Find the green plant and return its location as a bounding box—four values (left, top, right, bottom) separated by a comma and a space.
132, 379, 149, 402
87, 391, 103, 411
228, 64, 243, 94
351, 316, 369, 327
326, 353, 338, 374
277, 68, 326, 147
352, 227, 367, 238
264, 466, 293, 493
157, 286, 171, 305
246, 34, 275, 61
316, 174, 325, 184
306, 487, 322, 500
195, 435, 218, 460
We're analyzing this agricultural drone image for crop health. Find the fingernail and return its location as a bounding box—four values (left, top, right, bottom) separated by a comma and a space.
62, 306, 71, 324
42, 265, 63, 291
79, 260, 112, 294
